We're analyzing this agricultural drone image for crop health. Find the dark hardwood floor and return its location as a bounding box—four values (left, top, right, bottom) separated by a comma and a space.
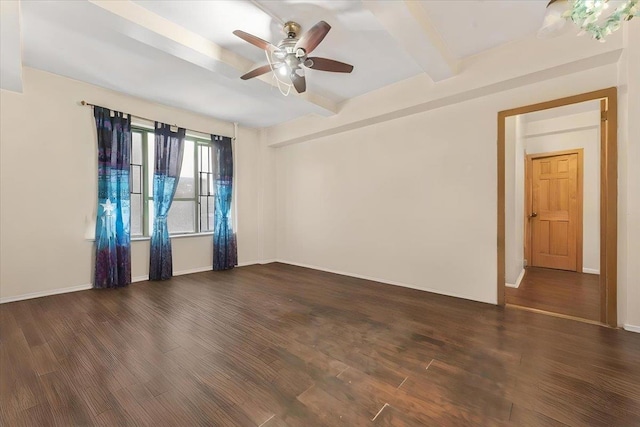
2, 263, 640, 426
505, 267, 601, 322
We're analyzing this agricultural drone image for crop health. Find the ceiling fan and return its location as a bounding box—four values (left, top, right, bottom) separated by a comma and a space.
233, 21, 354, 94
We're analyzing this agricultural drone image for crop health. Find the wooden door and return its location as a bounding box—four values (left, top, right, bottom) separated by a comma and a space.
529, 150, 583, 271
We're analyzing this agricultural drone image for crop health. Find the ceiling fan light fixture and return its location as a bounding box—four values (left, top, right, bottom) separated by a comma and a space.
538, 0, 639, 41
538, 0, 569, 39
567, 0, 638, 41
284, 54, 298, 69
234, 19, 353, 95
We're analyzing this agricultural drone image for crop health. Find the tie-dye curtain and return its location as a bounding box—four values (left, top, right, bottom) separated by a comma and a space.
93, 107, 132, 288
212, 135, 237, 270
149, 123, 186, 280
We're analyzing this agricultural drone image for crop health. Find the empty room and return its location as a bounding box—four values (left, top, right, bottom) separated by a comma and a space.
1, 1, 639, 426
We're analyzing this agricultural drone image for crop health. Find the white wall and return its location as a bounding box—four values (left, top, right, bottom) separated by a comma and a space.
504, 115, 526, 286
522, 109, 600, 273
274, 64, 618, 305
258, 129, 278, 262
629, 27, 640, 331
504, 117, 523, 285
0, 67, 263, 301
629, 21, 640, 332
276, 108, 497, 303
514, 116, 526, 277
618, 22, 640, 332
504, 116, 516, 283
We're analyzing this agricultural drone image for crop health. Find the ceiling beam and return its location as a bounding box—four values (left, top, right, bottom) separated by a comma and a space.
88, 0, 338, 115
1, 0, 23, 92
363, 0, 457, 82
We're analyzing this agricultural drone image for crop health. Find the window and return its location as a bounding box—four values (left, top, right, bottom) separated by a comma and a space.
130, 131, 144, 236
130, 127, 215, 237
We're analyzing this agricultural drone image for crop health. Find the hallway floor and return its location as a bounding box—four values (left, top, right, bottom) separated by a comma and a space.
506, 267, 601, 322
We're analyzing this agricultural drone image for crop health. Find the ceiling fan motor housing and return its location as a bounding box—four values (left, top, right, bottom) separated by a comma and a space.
283, 21, 301, 39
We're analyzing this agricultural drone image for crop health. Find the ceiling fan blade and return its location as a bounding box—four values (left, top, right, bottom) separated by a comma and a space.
233, 30, 277, 52
290, 70, 306, 93
240, 64, 274, 80
306, 57, 353, 73
295, 21, 331, 54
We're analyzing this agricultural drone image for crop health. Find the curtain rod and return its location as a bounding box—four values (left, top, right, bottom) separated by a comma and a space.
80, 100, 236, 140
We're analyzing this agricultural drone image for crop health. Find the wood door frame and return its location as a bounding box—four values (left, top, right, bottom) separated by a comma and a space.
497, 87, 617, 327
524, 149, 584, 273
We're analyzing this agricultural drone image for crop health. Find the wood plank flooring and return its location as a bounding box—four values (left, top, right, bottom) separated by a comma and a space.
505, 267, 601, 322
2, 263, 640, 426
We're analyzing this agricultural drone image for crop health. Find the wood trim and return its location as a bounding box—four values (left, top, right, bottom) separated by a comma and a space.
497, 115, 506, 306
506, 303, 608, 328
498, 88, 617, 118
524, 156, 531, 267
497, 87, 617, 327
601, 95, 618, 326
576, 149, 584, 274
600, 99, 607, 323
524, 149, 584, 273
527, 148, 584, 159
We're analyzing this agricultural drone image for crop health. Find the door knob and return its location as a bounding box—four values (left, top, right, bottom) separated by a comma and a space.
529, 212, 538, 218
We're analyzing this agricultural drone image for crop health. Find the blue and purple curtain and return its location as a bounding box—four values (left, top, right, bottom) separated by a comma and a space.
149, 123, 185, 280
212, 135, 237, 270
93, 107, 132, 288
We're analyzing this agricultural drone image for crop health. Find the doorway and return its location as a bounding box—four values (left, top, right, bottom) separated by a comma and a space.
497, 88, 617, 327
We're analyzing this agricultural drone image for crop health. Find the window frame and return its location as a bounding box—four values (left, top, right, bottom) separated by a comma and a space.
130, 126, 214, 237
129, 129, 147, 238
197, 142, 216, 233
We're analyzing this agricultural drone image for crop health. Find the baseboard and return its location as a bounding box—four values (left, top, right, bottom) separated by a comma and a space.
237, 259, 277, 267
0, 261, 274, 304
582, 268, 600, 275
505, 268, 526, 289
1, 259, 493, 305
0, 283, 93, 304
623, 324, 640, 334
122, 261, 279, 282
173, 266, 213, 276
275, 259, 495, 305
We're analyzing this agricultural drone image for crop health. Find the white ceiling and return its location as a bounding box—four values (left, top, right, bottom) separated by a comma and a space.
11, 0, 551, 127
418, 1, 547, 59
